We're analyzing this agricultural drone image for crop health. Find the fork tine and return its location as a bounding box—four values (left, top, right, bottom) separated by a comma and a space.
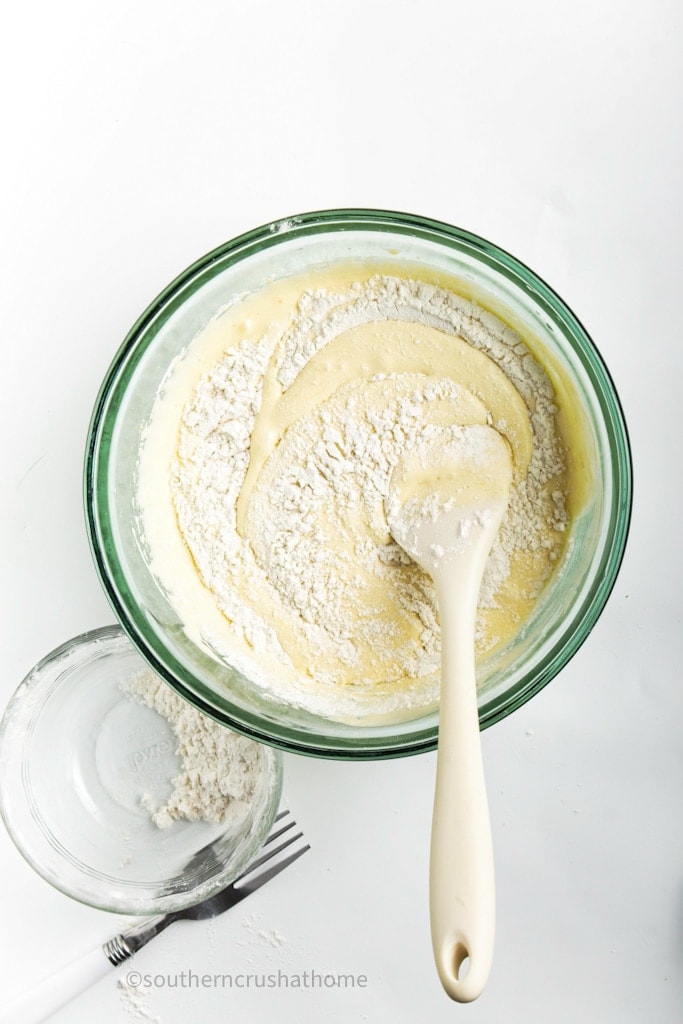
235, 841, 311, 897
263, 816, 296, 846
167, 810, 292, 874
236, 827, 304, 880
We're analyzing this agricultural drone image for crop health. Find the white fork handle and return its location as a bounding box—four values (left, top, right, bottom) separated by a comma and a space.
0, 946, 111, 1024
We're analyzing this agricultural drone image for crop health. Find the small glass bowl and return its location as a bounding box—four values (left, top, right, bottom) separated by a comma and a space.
0, 626, 283, 914
85, 209, 632, 759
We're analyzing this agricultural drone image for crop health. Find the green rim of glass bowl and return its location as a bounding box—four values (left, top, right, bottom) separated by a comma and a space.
84, 208, 633, 760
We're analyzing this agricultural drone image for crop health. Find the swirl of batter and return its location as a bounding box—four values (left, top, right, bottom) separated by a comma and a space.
139, 269, 570, 722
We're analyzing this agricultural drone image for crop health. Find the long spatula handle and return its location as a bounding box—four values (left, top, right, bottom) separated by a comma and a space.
430, 559, 496, 1002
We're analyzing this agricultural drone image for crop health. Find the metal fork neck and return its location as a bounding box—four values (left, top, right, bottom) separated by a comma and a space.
104, 914, 174, 964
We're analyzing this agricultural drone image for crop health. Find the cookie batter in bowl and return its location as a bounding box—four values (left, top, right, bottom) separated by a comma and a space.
137, 264, 579, 723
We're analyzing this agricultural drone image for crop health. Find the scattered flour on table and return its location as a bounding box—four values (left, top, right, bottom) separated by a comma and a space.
117, 980, 162, 1024
123, 669, 262, 828
241, 913, 288, 949
237, 913, 298, 968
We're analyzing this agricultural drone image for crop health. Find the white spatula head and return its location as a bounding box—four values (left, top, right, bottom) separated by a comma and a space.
386, 424, 513, 578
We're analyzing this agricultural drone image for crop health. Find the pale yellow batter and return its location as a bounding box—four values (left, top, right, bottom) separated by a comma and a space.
137, 263, 581, 723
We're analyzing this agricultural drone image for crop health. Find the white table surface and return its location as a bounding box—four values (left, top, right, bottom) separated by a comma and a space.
1, 1, 681, 1021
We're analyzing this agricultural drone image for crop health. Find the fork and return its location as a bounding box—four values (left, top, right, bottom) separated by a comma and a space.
1, 811, 309, 1024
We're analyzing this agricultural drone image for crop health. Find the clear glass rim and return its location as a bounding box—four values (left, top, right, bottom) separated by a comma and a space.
84, 208, 633, 760
0, 625, 284, 913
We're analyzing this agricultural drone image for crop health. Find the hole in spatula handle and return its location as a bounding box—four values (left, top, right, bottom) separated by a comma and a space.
453, 942, 471, 981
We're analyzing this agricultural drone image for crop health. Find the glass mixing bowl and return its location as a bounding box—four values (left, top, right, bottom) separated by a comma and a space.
0, 626, 283, 914
85, 209, 632, 759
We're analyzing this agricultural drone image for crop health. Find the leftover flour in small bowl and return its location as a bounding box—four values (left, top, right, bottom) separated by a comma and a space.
123, 668, 262, 828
